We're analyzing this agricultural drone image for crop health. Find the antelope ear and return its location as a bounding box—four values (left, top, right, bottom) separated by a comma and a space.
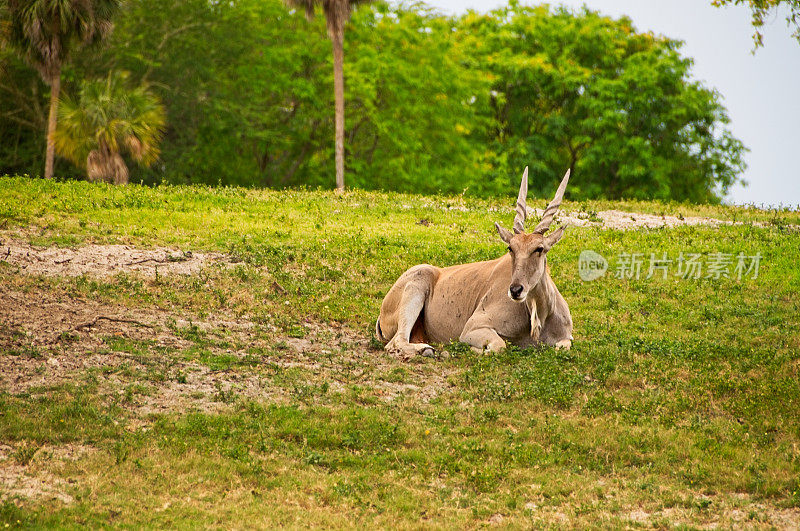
543, 224, 567, 250
495, 222, 514, 244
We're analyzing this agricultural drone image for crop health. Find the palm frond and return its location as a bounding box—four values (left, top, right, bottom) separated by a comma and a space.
54, 92, 93, 166
55, 70, 166, 171
283, 0, 372, 29
6, 0, 120, 79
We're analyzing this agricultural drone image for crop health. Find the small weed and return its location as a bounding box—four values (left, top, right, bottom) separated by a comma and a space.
380, 367, 408, 383
213, 382, 237, 404
167, 251, 192, 263
59, 330, 79, 342
168, 320, 206, 342
287, 325, 306, 338
123, 383, 151, 402
368, 335, 384, 351
304, 451, 326, 467
480, 408, 500, 422
6, 346, 42, 358
331, 479, 367, 499
12, 443, 40, 466
291, 381, 329, 403
113, 439, 130, 464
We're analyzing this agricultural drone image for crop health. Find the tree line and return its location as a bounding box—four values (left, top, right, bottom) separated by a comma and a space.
2, 0, 749, 202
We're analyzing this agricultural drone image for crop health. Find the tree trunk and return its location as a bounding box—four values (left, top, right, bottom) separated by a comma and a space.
44, 66, 61, 180
331, 28, 345, 192
111, 152, 130, 185
87, 148, 129, 185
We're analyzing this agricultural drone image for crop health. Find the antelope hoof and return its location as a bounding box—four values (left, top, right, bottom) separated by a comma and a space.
555, 339, 572, 350
470, 340, 506, 355
418, 345, 436, 358
386, 340, 436, 361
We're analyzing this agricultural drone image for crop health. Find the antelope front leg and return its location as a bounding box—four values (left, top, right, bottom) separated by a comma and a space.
540, 300, 573, 351
459, 327, 506, 354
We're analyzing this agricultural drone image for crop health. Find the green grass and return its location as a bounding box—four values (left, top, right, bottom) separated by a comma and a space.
1, 176, 799, 527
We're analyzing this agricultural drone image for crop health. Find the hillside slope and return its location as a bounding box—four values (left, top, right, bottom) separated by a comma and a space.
1, 177, 799, 527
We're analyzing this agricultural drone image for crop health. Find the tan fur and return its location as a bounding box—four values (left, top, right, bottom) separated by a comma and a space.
377, 168, 574, 358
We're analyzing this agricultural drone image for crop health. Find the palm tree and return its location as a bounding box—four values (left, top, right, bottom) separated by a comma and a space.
285, 0, 371, 192
54, 71, 165, 184
6, 0, 120, 180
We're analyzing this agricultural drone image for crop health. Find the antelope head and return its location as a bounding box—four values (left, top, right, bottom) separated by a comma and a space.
495, 167, 571, 302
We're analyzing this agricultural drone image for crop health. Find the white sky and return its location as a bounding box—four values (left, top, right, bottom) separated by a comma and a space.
409, 0, 800, 207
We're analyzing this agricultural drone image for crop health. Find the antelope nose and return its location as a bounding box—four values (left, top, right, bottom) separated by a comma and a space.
509, 284, 524, 299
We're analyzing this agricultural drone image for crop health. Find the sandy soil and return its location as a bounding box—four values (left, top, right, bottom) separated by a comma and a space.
0, 443, 94, 505
530, 207, 766, 230
408, 201, 792, 230
0, 285, 451, 413
0, 237, 225, 278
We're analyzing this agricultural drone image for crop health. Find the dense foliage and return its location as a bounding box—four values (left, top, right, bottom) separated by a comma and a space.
1, 0, 746, 201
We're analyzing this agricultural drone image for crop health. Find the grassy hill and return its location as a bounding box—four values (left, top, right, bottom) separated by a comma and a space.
1, 176, 798, 527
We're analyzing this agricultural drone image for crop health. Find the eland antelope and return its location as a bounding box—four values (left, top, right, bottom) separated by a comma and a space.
376, 167, 573, 358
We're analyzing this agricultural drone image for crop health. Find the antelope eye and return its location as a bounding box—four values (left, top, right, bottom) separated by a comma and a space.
533, 247, 544, 254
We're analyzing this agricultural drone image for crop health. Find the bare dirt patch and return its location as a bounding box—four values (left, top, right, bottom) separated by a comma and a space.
0, 285, 453, 417
620, 495, 800, 529
538, 208, 765, 230
0, 443, 96, 505
0, 237, 225, 278
409, 202, 794, 230
0, 284, 278, 410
